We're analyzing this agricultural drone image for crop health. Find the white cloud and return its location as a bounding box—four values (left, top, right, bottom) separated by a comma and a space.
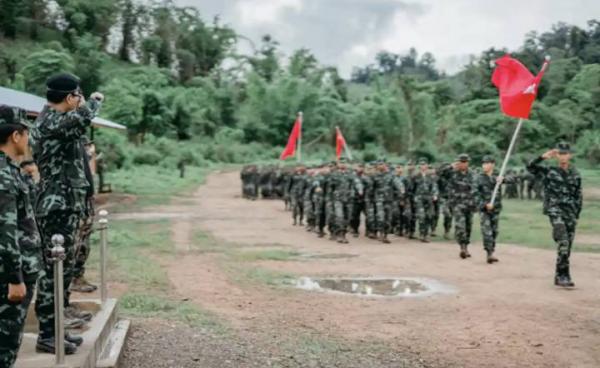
177, 0, 600, 77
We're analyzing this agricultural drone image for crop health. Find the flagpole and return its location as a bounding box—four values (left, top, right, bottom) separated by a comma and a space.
490, 56, 550, 205
297, 111, 303, 163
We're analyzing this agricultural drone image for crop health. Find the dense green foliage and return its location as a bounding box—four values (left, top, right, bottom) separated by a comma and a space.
1, 1, 599, 167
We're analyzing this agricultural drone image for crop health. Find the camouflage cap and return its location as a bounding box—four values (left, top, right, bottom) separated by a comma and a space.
481, 155, 495, 163
457, 153, 470, 163
0, 105, 31, 128
20, 159, 35, 168
418, 157, 429, 165
556, 141, 571, 154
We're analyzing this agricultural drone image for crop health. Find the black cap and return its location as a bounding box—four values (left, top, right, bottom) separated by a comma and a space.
0, 105, 31, 128
46, 73, 80, 93
482, 155, 495, 163
556, 141, 571, 154
457, 153, 470, 163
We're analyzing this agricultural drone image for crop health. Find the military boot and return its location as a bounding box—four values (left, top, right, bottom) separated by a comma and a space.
65, 305, 93, 322
306, 225, 314, 232
36, 337, 78, 355
554, 263, 575, 287
337, 232, 349, 244
486, 250, 499, 264
64, 316, 86, 329
317, 230, 325, 238
329, 232, 337, 241
70, 276, 98, 293
351, 229, 359, 238
443, 231, 451, 240
420, 234, 430, 243
65, 332, 83, 346
299, 219, 304, 226
459, 244, 468, 259
408, 232, 416, 240
380, 233, 391, 244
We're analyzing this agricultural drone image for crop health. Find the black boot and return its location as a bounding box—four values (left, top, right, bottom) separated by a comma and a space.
555, 263, 575, 287
486, 250, 499, 264
420, 234, 430, 243
380, 233, 391, 244
337, 232, 349, 244
65, 332, 84, 346
459, 244, 468, 259
36, 336, 78, 355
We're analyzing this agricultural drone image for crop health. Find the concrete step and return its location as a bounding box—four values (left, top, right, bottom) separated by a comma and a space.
96, 320, 131, 368
15, 298, 130, 368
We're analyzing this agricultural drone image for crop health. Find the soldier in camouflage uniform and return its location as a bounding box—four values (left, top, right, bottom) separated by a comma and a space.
71, 137, 98, 293
290, 165, 307, 226
282, 167, 293, 210
474, 156, 502, 264
324, 162, 337, 240
412, 158, 438, 243
330, 160, 359, 243
373, 161, 394, 243
441, 154, 476, 259
403, 161, 417, 239
0, 106, 44, 367
349, 164, 366, 237
528, 143, 582, 287
362, 164, 377, 238
303, 168, 317, 232
504, 169, 519, 199
436, 163, 453, 239
428, 167, 440, 237
312, 166, 327, 238
31, 74, 102, 353
391, 165, 406, 236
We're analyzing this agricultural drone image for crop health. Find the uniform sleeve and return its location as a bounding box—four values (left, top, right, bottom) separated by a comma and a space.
0, 188, 23, 284
473, 175, 484, 211
527, 156, 549, 177
432, 177, 439, 198
354, 176, 364, 196
575, 174, 583, 219
41, 99, 101, 140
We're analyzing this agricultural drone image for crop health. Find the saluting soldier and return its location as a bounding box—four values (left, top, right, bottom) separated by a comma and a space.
474, 155, 502, 264
527, 143, 582, 287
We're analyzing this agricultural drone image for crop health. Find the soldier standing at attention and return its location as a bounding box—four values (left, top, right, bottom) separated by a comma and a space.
290, 165, 307, 226
349, 164, 366, 238
362, 164, 377, 239
474, 156, 502, 264
436, 163, 454, 240
404, 160, 417, 239
373, 161, 393, 244
31, 73, 103, 354
442, 154, 476, 259
0, 106, 43, 367
412, 158, 438, 243
527, 143, 582, 287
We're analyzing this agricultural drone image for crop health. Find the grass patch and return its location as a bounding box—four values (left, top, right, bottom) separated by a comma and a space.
120, 293, 226, 332
106, 165, 210, 209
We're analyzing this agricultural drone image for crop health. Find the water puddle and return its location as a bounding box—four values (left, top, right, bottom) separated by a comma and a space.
295, 277, 456, 298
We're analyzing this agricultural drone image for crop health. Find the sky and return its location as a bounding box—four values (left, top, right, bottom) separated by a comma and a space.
176, 0, 600, 77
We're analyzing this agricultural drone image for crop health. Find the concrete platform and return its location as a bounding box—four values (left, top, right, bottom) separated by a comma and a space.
15, 299, 130, 368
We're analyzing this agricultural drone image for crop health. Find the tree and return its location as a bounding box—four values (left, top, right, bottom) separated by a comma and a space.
0, 0, 22, 38
20, 48, 75, 95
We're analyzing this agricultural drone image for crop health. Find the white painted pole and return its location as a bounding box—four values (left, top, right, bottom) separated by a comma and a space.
490, 118, 523, 205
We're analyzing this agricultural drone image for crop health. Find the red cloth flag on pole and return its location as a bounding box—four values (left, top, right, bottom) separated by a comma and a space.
279, 115, 302, 160
491, 54, 547, 119
336, 126, 347, 160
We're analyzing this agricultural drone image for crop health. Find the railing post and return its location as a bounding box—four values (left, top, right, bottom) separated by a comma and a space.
50, 234, 66, 366
98, 210, 109, 305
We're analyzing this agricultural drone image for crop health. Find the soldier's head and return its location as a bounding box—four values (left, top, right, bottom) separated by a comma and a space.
456, 153, 470, 172
481, 155, 495, 174
0, 105, 31, 158
355, 164, 364, 175
376, 161, 388, 173
46, 73, 84, 112
418, 158, 429, 173
395, 165, 403, 176
406, 160, 415, 173
556, 142, 572, 167
337, 158, 348, 171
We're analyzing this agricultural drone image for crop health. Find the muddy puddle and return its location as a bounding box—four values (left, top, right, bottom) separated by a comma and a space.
295, 277, 456, 298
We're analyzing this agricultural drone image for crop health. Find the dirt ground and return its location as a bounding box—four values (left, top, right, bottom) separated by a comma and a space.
122, 171, 600, 368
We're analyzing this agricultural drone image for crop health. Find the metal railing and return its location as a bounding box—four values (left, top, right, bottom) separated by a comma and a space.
50, 234, 66, 366
98, 210, 109, 304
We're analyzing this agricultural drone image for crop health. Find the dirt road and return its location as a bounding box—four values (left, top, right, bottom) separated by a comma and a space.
131, 171, 600, 368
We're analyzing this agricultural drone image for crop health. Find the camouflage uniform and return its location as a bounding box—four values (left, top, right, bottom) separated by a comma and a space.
391, 171, 405, 236
303, 173, 316, 231
527, 150, 582, 285
282, 169, 293, 210
403, 166, 417, 238
474, 170, 502, 257
361, 170, 376, 237
436, 164, 453, 238
311, 173, 326, 237
373, 167, 394, 242
349, 170, 366, 237
429, 171, 440, 235
0, 146, 43, 367
412, 171, 438, 240
31, 98, 101, 339
290, 171, 307, 225
441, 159, 476, 256
324, 170, 337, 239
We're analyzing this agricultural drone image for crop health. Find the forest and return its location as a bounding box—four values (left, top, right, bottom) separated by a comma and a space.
1, 0, 599, 169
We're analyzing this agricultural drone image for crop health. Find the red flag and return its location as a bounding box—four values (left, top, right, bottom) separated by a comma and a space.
491, 55, 547, 119
279, 116, 302, 160
336, 127, 347, 160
